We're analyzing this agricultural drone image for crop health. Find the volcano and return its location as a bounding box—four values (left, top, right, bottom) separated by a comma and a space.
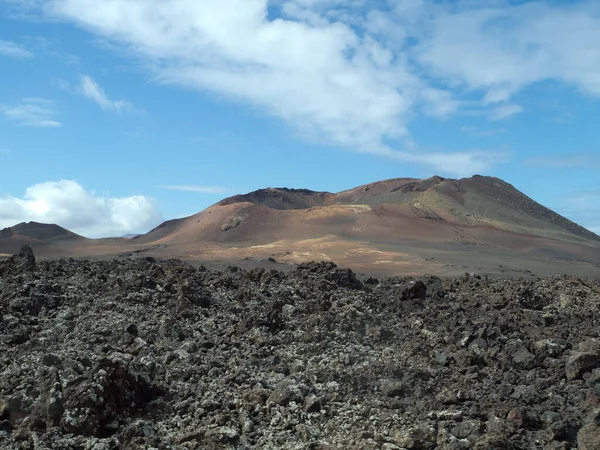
1, 176, 599, 277
0, 221, 85, 256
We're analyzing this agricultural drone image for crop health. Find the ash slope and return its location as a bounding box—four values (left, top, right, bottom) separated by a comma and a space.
139, 175, 600, 246
219, 175, 599, 245
2, 247, 600, 449
0, 222, 85, 256
2, 175, 599, 277
140, 175, 599, 246
129, 175, 600, 277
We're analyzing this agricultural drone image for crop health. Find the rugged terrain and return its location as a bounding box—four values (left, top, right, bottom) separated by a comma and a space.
2, 246, 600, 449
1, 176, 599, 278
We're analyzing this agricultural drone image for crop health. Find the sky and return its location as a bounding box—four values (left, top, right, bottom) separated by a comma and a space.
0, 0, 599, 238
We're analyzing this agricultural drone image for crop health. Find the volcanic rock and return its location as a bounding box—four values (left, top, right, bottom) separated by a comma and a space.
1, 246, 600, 448
566, 352, 600, 380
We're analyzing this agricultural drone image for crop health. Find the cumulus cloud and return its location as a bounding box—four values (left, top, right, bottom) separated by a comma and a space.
0, 180, 163, 238
0, 40, 33, 58
0, 98, 61, 127
79, 75, 135, 112
414, 2, 600, 100
159, 185, 232, 194
26, 0, 491, 175
18, 0, 600, 174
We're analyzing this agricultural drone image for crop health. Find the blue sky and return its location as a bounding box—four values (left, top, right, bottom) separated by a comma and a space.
0, 0, 599, 237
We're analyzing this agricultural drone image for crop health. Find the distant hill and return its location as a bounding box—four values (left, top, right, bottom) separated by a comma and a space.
0, 222, 85, 255
139, 175, 600, 247
1, 176, 599, 277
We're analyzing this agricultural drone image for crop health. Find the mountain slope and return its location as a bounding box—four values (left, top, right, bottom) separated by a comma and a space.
0, 221, 84, 243
2, 176, 598, 277
0, 222, 86, 256
140, 175, 599, 247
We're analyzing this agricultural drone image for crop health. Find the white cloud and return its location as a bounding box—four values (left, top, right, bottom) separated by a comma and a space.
489, 104, 523, 121
374, 146, 511, 177
0, 40, 33, 58
0, 98, 61, 127
414, 2, 600, 101
79, 75, 135, 112
159, 185, 232, 194
17, 0, 600, 175
31, 0, 492, 175
0, 180, 163, 238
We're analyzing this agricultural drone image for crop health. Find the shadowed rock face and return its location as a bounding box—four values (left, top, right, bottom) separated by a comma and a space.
1, 246, 600, 448
218, 187, 332, 210
12, 244, 35, 273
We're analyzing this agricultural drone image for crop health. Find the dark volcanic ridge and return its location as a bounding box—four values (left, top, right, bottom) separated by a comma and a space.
2, 246, 600, 449
0, 222, 85, 256
0, 222, 83, 243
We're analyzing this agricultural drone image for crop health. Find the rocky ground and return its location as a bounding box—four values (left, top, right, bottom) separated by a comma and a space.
1, 246, 600, 449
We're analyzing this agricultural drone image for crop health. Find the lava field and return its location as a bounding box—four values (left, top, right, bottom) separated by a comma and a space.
1, 246, 600, 449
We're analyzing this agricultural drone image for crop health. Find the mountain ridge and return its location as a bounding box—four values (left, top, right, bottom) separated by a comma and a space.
1, 175, 599, 277
208, 175, 599, 245
0, 221, 84, 243
0, 221, 85, 256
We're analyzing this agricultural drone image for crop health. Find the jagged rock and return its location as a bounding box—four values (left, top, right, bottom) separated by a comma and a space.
303, 395, 322, 413
381, 379, 406, 397
205, 426, 240, 444
394, 425, 436, 449
0, 399, 8, 420
512, 348, 536, 370
566, 352, 600, 380
1, 251, 600, 448
61, 358, 157, 437
541, 411, 562, 425
451, 420, 482, 443
437, 428, 472, 449
577, 424, 600, 450
401, 281, 427, 300
14, 245, 36, 273
437, 388, 459, 405
267, 381, 304, 406
473, 434, 513, 449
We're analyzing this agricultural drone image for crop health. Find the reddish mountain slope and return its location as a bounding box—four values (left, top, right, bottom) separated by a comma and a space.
1, 176, 598, 277
139, 175, 599, 247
